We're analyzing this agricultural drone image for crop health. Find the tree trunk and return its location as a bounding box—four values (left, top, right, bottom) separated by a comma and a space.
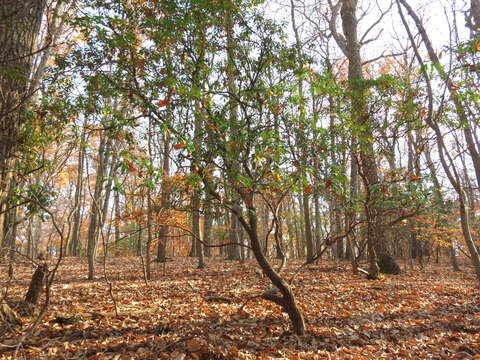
156, 143, 170, 262
69, 124, 87, 256
87, 136, 109, 280
137, 225, 143, 257
31, 214, 42, 258
145, 118, 155, 280
398, 0, 480, 190
114, 184, 121, 244
24, 263, 47, 306
228, 211, 241, 260
336, 0, 384, 277
302, 193, 314, 262
397, 0, 480, 280
6, 199, 18, 278
0, 0, 46, 247
424, 147, 460, 271
193, 200, 204, 269
293, 198, 303, 258
346, 144, 358, 273
224, 4, 242, 261
203, 203, 213, 257
239, 195, 305, 335
313, 193, 322, 255
297, 195, 306, 258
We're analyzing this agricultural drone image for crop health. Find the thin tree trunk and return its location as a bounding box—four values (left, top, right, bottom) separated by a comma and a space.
193, 199, 204, 269
146, 187, 152, 280
114, 185, 120, 244
145, 118, 154, 280
302, 193, 314, 262
424, 148, 459, 271
6, 180, 18, 278
346, 142, 359, 273
290, 0, 314, 263
69, 124, 87, 256
225, 4, 241, 261
398, 0, 480, 280
87, 136, 109, 280
238, 193, 305, 335
297, 195, 306, 258
136, 197, 144, 257
203, 203, 213, 258
398, 0, 480, 190
156, 128, 170, 262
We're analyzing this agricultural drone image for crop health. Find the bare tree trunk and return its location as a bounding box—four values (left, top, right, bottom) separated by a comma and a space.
69, 124, 87, 256
203, 202, 213, 258
87, 136, 110, 280
297, 195, 306, 258
136, 226, 143, 257
346, 143, 359, 273
286, 205, 296, 259
6, 191, 18, 278
424, 148, 459, 271
193, 200, 204, 269
191, 91, 205, 267
156, 130, 170, 262
302, 193, 314, 262
467, 0, 480, 30
225, 5, 242, 262
313, 193, 322, 255
136, 197, 144, 257
29, 0, 69, 97
31, 214, 42, 258
146, 187, 152, 280
145, 119, 154, 280
114, 185, 120, 244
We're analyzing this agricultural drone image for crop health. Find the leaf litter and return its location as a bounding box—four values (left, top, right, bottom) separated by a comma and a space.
1, 257, 479, 359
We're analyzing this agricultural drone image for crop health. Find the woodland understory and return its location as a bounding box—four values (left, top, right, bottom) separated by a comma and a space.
1, 0, 480, 358
0, 257, 479, 359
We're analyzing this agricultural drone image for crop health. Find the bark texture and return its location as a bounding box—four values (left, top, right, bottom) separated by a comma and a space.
338, 0, 383, 277
0, 0, 46, 246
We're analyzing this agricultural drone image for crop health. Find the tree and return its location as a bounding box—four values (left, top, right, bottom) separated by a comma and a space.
397, 0, 480, 281
0, 0, 46, 247
329, 0, 386, 278
0, 0, 47, 334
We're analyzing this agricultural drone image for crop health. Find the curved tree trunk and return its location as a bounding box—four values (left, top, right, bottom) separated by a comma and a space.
397, 0, 480, 281
238, 194, 305, 335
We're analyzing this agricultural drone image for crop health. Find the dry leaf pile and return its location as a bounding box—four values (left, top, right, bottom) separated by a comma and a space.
1, 257, 479, 359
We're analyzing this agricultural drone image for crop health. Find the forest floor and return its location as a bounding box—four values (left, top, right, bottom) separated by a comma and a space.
1, 256, 479, 359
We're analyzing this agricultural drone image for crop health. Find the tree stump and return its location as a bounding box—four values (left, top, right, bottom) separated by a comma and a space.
24, 263, 48, 307
377, 253, 400, 275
